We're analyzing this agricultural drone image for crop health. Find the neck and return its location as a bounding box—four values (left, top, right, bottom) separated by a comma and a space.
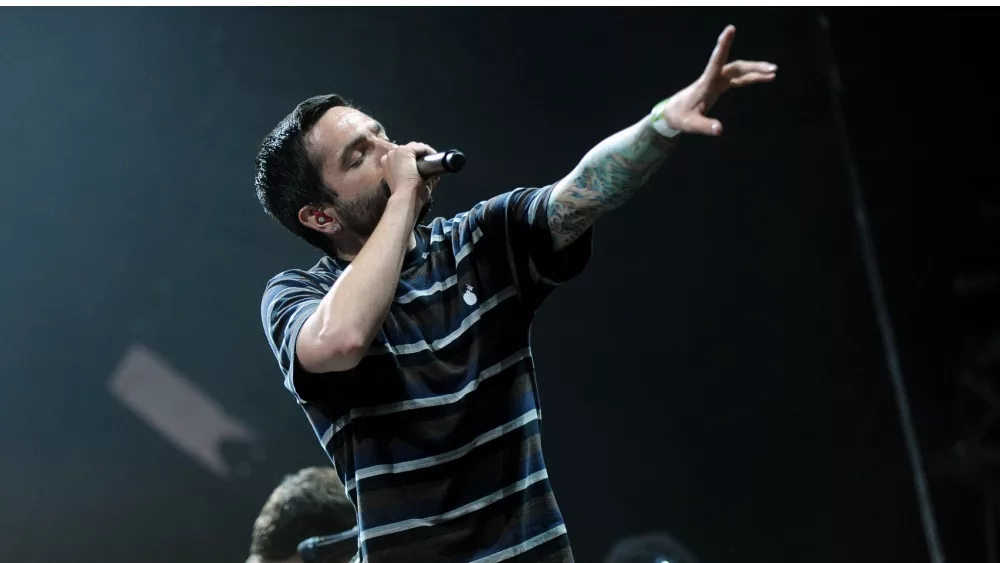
333, 231, 416, 262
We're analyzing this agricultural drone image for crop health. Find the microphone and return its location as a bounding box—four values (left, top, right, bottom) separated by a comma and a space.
416, 150, 466, 177
296, 526, 359, 563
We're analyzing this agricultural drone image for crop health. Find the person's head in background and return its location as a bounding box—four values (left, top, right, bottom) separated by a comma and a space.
248, 467, 357, 563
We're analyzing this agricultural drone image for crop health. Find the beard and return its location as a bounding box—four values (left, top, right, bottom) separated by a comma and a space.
336, 179, 392, 238
336, 179, 434, 238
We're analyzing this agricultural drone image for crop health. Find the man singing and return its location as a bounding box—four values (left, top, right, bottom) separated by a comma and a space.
257, 26, 775, 562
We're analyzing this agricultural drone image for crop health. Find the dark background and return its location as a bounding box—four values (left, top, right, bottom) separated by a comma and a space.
0, 7, 993, 563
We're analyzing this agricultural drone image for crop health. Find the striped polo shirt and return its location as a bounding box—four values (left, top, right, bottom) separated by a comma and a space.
262, 185, 592, 562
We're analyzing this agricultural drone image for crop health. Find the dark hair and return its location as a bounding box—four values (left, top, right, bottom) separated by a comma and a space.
249, 467, 357, 561
255, 94, 350, 252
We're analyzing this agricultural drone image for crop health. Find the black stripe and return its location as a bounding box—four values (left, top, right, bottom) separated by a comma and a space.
501, 532, 574, 563
343, 368, 538, 471
361, 478, 564, 562
295, 299, 530, 412
355, 420, 544, 527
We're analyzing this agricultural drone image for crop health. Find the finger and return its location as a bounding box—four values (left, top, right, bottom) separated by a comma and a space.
704, 25, 736, 77
729, 72, 776, 87
681, 113, 723, 137
404, 142, 437, 158
722, 60, 777, 78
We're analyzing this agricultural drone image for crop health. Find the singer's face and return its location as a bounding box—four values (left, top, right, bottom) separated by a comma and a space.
308, 106, 396, 237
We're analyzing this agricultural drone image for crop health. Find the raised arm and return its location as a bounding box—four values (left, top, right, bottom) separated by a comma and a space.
296, 144, 433, 373
547, 25, 777, 250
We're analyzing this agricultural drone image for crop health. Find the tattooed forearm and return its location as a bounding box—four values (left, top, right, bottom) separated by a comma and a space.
547, 115, 678, 250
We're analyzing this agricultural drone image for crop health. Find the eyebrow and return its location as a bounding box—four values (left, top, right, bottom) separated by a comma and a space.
338, 121, 386, 171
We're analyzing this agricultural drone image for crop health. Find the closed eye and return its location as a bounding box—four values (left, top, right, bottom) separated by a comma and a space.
350, 138, 392, 169
341, 121, 390, 171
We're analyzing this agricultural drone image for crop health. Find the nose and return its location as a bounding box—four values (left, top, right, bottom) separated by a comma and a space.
373, 137, 396, 169
374, 136, 397, 154
375, 138, 396, 172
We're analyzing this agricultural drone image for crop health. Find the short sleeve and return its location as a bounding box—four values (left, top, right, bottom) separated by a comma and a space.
261, 271, 325, 402
469, 185, 593, 311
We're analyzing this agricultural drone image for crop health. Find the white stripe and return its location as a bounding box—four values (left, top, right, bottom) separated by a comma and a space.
389, 225, 483, 305
359, 468, 550, 542
367, 284, 517, 357
429, 224, 453, 243
322, 348, 531, 446
277, 305, 309, 359
263, 286, 302, 339
468, 524, 568, 563
265, 286, 319, 350
346, 409, 539, 490
396, 274, 459, 304
429, 219, 456, 243
393, 285, 517, 355
265, 326, 281, 359
455, 227, 483, 263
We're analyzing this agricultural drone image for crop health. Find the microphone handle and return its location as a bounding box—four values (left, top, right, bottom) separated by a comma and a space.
416, 150, 466, 177
297, 527, 359, 563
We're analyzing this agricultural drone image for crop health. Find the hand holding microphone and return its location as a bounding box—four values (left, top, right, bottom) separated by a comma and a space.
415, 149, 464, 224
381, 145, 466, 218
380, 142, 436, 196
381, 146, 465, 188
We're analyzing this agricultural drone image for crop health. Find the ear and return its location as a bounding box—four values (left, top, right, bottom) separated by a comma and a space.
298, 205, 341, 235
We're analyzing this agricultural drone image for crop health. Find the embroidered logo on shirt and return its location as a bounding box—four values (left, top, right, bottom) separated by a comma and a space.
463, 284, 478, 306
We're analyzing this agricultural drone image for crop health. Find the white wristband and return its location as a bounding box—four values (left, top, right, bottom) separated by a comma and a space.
650, 98, 681, 138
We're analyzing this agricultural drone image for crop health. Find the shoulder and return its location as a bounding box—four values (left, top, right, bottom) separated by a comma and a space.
262, 257, 339, 307
266, 257, 339, 289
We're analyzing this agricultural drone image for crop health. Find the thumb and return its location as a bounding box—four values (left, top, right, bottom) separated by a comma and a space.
682, 114, 723, 136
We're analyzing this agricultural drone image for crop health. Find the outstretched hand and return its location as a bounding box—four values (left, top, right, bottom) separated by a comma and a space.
659, 25, 777, 136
